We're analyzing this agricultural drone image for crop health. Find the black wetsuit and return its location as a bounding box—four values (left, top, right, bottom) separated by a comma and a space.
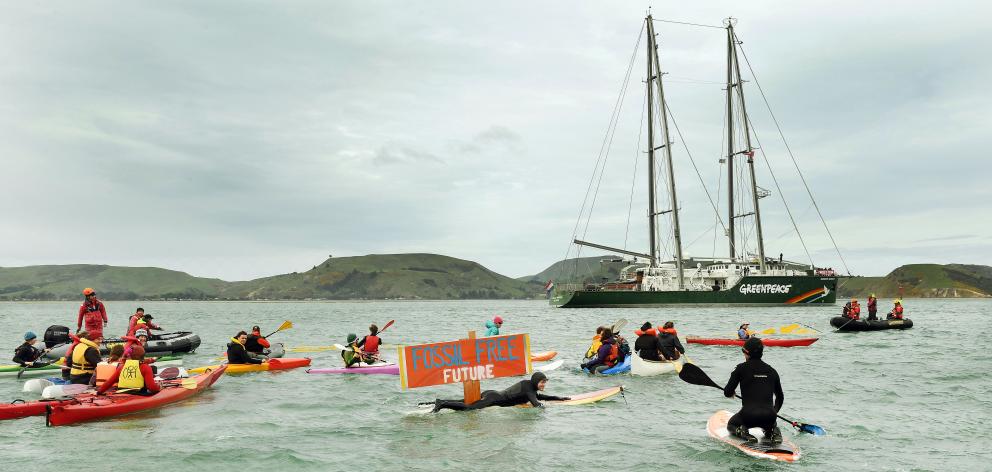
433, 374, 567, 411
12, 342, 50, 368
634, 333, 663, 361
724, 358, 784, 433
658, 332, 685, 361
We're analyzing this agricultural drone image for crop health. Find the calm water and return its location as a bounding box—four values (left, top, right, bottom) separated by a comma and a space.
1, 299, 989, 470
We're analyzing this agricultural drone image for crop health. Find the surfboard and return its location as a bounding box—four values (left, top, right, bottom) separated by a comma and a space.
706, 410, 800, 462
412, 385, 623, 415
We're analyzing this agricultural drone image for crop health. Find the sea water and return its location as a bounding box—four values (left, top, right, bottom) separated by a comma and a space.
0, 299, 988, 470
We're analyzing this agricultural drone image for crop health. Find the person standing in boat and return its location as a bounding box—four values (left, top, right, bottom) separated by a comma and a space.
737, 323, 752, 340
634, 322, 663, 361
867, 294, 878, 321
888, 300, 905, 320
724, 337, 784, 445
657, 321, 685, 361
77, 288, 108, 340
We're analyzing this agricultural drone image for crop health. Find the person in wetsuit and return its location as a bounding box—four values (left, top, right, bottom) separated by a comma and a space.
723, 337, 784, 444
431, 372, 570, 412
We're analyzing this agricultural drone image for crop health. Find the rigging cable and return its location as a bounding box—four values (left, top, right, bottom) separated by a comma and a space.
624, 90, 648, 250
737, 40, 852, 275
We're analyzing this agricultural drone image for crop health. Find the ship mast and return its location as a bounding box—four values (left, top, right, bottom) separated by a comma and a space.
647, 15, 685, 287
645, 15, 659, 268
725, 19, 767, 272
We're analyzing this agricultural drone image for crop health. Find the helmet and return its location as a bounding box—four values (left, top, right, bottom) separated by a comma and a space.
347, 333, 357, 343
135, 329, 149, 338
895, 299, 902, 304
82, 288, 95, 296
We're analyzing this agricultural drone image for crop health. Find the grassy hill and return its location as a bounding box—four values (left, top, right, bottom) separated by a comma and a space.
838, 264, 992, 298
0, 265, 227, 300
520, 255, 627, 284
0, 254, 543, 301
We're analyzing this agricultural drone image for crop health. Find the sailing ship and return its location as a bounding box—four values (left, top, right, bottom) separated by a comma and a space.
551, 15, 839, 308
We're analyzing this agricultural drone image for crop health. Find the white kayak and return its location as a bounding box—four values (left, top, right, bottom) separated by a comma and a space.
630, 355, 681, 377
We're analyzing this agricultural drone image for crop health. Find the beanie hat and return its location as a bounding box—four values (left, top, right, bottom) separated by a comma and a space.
24, 331, 37, 341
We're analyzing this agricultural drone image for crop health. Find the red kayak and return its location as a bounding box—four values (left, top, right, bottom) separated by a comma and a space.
46, 365, 227, 426
1, 397, 78, 421
687, 337, 819, 347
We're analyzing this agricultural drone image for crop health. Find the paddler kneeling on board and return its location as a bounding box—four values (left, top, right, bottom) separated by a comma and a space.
12, 331, 52, 369
580, 328, 620, 374
723, 337, 784, 445
97, 345, 160, 396
228, 331, 264, 365
431, 372, 570, 412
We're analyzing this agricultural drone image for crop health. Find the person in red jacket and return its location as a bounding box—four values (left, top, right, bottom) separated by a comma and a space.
888, 300, 905, 320
126, 311, 162, 337
356, 324, 381, 363
77, 288, 108, 339
97, 345, 160, 396
244, 326, 271, 357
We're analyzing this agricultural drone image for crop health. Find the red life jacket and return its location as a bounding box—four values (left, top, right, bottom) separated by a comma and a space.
634, 328, 658, 336
364, 335, 380, 353
659, 328, 678, 335
894, 305, 904, 319
605, 343, 619, 366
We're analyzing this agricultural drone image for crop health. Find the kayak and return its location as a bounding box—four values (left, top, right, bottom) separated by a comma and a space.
1, 397, 79, 421
517, 386, 623, 407
830, 316, 913, 331
0, 362, 64, 378
188, 357, 311, 374
531, 351, 557, 362
44, 332, 201, 359
630, 355, 681, 376
687, 337, 819, 347
584, 355, 631, 375
46, 365, 227, 426
26, 364, 189, 395
307, 362, 399, 375
707, 410, 800, 462
534, 359, 564, 373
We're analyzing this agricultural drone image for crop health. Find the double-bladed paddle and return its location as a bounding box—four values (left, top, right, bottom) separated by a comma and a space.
264, 320, 294, 339
674, 361, 826, 436
17, 343, 65, 379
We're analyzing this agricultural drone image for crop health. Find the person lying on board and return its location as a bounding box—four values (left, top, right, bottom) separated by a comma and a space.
97, 345, 161, 396
724, 337, 784, 445
431, 372, 570, 412
228, 331, 263, 365
13, 331, 52, 368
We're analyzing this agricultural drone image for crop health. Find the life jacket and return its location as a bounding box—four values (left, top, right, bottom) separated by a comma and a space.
70, 338, 99, 376
364, 335, 380, 353
117, 359, 145, 390
605, 342, 619, 366
852, 302, 861, 315
585, 335, 602, 359
634, 328, 658, 336
95, 362, 118, 385
659, 327, 678, 336
894, 305, 904, 319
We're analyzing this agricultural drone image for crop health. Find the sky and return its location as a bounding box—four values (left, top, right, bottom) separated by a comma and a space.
1, 0, 989, 281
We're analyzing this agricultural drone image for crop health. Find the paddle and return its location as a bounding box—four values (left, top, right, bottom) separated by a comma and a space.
674, 361, 825, 436
263, 320, 294, 339
157, 366, 181, 380
611, 318, 628, 334
834, 316, 858, 332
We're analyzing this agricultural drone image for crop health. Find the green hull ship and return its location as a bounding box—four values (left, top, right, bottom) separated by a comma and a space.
552, 16, 844, 308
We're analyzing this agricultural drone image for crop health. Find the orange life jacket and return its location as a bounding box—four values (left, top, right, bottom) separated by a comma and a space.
605, 343, 619, 366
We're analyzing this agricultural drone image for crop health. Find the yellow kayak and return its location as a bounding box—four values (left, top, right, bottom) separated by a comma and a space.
188, 358, 311, 374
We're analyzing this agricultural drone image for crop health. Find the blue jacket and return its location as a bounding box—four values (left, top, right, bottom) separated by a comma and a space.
485, 320, 500, 336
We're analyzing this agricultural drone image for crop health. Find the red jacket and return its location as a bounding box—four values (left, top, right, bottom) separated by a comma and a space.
97, 361, 160, 394
77, 299, 108, 333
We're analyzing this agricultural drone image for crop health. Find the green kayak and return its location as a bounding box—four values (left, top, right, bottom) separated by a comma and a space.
0, 355, 182, 377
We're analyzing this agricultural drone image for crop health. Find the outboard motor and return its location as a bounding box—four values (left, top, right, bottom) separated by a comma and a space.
43, 325, 71, 347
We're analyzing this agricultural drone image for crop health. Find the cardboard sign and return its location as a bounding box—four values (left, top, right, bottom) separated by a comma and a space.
398, 333, 531, 390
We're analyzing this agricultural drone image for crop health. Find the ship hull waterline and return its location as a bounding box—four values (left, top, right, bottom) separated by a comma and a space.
551, 276, 837, 308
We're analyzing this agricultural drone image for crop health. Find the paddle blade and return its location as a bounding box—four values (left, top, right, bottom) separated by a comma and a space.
780, 324, 800, 334
611, 318, 628, 334
758, 327, 776, 335
380, 320, 396, 333
277, 320, 293, 331
799, 423, 826, 436
677, 362, 721, 390
158, 366, 181, 380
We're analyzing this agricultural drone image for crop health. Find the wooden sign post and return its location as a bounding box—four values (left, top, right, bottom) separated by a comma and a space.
397, 332, 532, 404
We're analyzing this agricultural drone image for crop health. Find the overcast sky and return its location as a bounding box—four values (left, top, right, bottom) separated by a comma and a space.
1, 1, 989, 281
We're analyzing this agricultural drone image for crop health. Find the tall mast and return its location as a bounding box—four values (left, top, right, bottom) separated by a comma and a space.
645, 15, 658, 268
647, 17, 684, 288
725, 20, 736, 260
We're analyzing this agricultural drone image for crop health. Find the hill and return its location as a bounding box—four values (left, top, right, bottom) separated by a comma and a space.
0, 254, 542, 301
520, 254, 626, 284
838, 264, 992, 298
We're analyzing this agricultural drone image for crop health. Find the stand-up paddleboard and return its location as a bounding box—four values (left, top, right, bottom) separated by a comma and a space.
706, 410, 800, 462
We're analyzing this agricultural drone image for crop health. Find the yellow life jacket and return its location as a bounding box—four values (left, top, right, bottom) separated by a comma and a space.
95, 362, 117, 385
70, 338, 99, 376
117, 359, 144, 390
585, 335, 602, 359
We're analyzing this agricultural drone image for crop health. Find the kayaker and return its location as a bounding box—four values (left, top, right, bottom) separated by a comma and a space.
341, 333, 363, 367
634, 322, 663, 361
580, 328, 619, 374
97, 345, 160, 396
431, 372, 570, 412
356, 324, 381, 363
77, 288, 108, 340
68, 331, 102, 385
485, 316, 504, 336
737, 323, 752, 340
95, 344, 127, 386
887, 300, 904, 320
723, 337, 784, 445
867, 294, 879, 321
584, 326, 607, 360
657, 321, 685, 361
245, 325, 271, 357
12, 332, 52, 368
227, 331, 263, 365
